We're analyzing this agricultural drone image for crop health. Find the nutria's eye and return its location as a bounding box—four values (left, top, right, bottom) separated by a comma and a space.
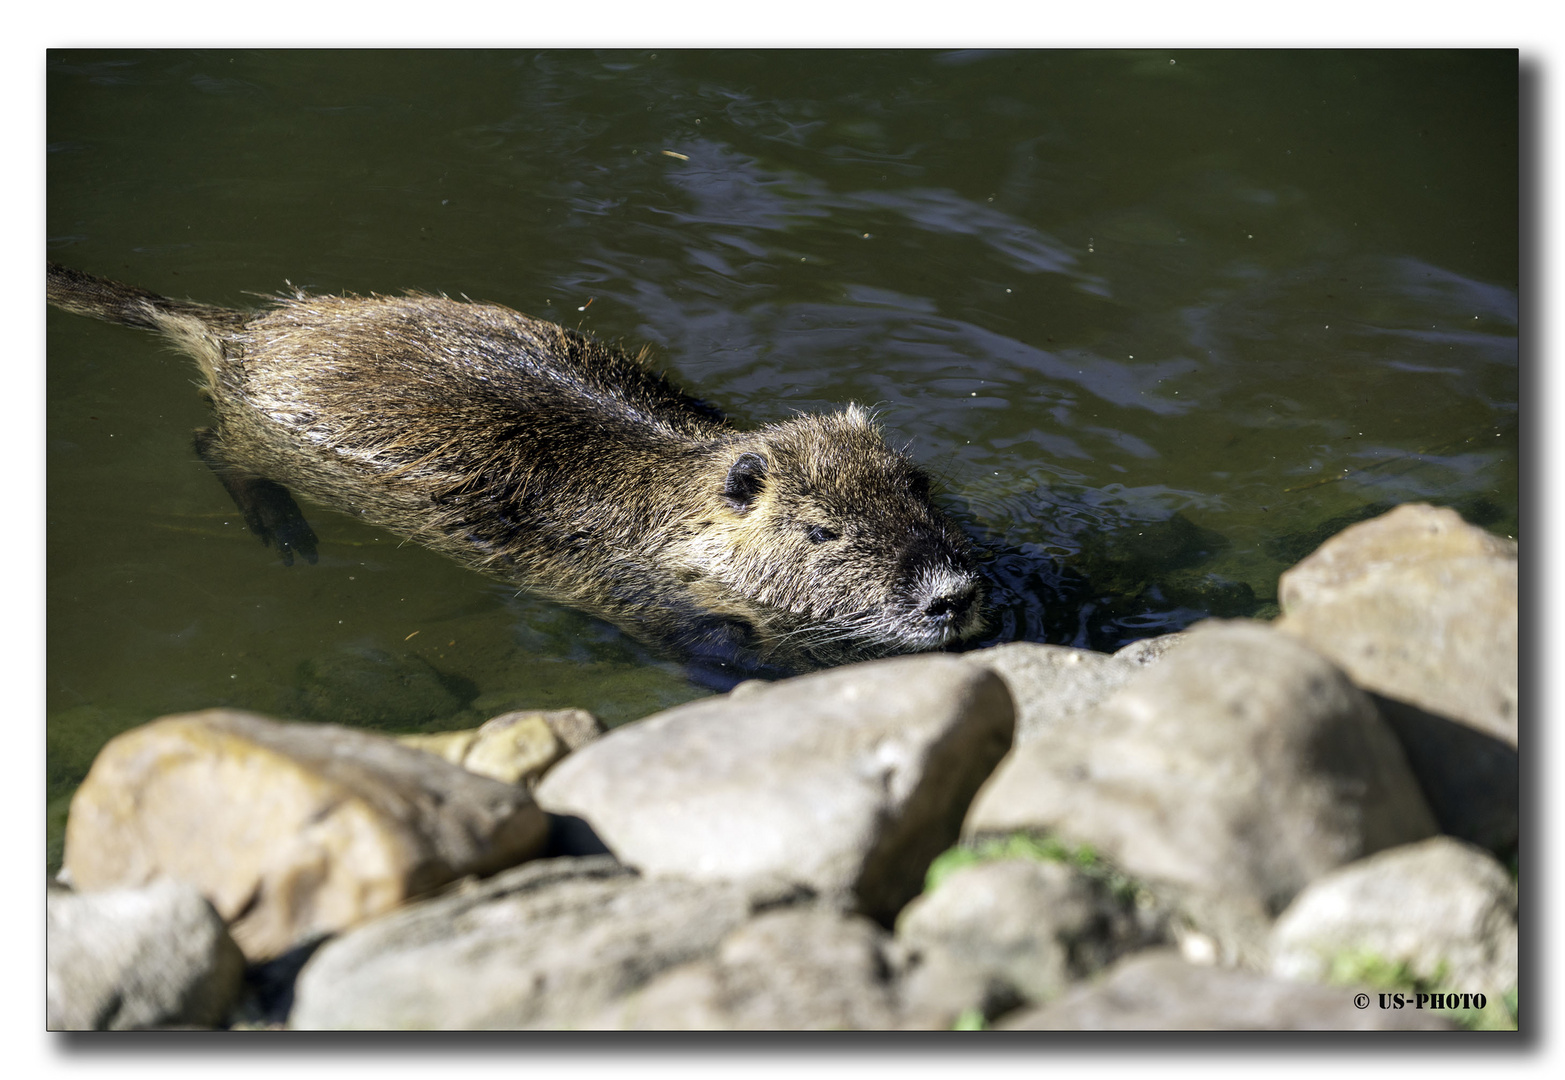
805, 524, 840, 544
908, 470, 932, 499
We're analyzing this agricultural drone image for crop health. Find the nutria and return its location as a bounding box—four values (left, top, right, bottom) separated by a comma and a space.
47, 262, 987, 676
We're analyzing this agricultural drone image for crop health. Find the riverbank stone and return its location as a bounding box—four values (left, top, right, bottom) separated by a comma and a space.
1113, 631, 1188, 666
590, 906, 904, 1030
61, 709, 549, 960
965, 620, 1438, 935
961, 642, 1143, 745
48, 877, 245, 1030
1270, 836, 1518, 999
1275, 503, 1517, 850
894, 857, 1158, 1022
998, 950, 1456, 1030
289, 855, 794, 1029
535, 654, 1014, 923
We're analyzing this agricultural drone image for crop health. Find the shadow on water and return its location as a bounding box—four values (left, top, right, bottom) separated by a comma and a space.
964, 486, 1515, 657
967, 508, 1254, 656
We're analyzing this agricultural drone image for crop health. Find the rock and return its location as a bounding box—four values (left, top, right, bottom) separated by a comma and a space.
1276, 503, 1517, 849
1113, 631, 1187, 666
289, 856, 789, 1029
459, 711, 568, 785
47, 877, 245, 1030
895, 943, 1021, 1029
894, 858, 1156, 1024
397, 728, 478, 767
399, 708, 605, 786
535, 655, 1014, 923
1270, 836, 1517, 998
1154, 886, 1275, 970
61, 709, 549, 960
1276, 502, 1517, 742
296, 646, 469, 729
1367, 695, 1517, 854
962, 642, 1140, 745
592, 907, 903, 1030
532, 707, 606, 751
965, 620, 1438, 931
998, 950, 1456, 1030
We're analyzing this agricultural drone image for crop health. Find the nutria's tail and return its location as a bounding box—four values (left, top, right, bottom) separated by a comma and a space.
47, 262, 245, 334
49, 262, 318, 565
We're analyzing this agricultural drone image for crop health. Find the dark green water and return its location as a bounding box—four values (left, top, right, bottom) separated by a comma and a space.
46, 50, 1518, 867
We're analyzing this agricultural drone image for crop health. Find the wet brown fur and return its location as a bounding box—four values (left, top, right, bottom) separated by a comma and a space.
47, 263, 986, 674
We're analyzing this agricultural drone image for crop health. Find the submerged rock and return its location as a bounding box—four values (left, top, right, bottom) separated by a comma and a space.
61, 709, 549, 960
296, 646, 470, 730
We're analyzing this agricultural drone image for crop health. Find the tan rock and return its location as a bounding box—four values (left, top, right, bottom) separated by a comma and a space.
397, 729, 478, 767
398, 708, 605, 786
62, 709, 549, 961
528, 707, 606, 752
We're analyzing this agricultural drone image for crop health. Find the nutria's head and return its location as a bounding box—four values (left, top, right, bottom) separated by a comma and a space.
674, 405, 986, 670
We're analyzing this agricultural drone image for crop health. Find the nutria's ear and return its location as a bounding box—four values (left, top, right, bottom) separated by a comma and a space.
722, 452, 768, 512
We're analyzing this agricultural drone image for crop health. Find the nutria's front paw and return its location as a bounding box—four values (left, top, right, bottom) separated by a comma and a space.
234, 477, 319, 566
194, 427, 320, 566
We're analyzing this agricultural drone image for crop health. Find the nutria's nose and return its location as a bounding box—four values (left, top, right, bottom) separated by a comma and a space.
923, 578, 979, 626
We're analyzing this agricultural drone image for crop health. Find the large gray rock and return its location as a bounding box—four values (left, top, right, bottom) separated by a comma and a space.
895, 858, 1155, 1021
965, 620, 1438, 922
1113, 631, 1189, 667
1271, 836, 1518, 998
535, 655, 1014, 923
48, 878, 245, 1030
62, 709, 549, 960
962, 642, 1142, 745
1276, 503, 1517, 850
289, 856, 787, 1029
591, 907, 904, 1030
1277, 503, 1517, 744
999, 950, 1456, 1030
